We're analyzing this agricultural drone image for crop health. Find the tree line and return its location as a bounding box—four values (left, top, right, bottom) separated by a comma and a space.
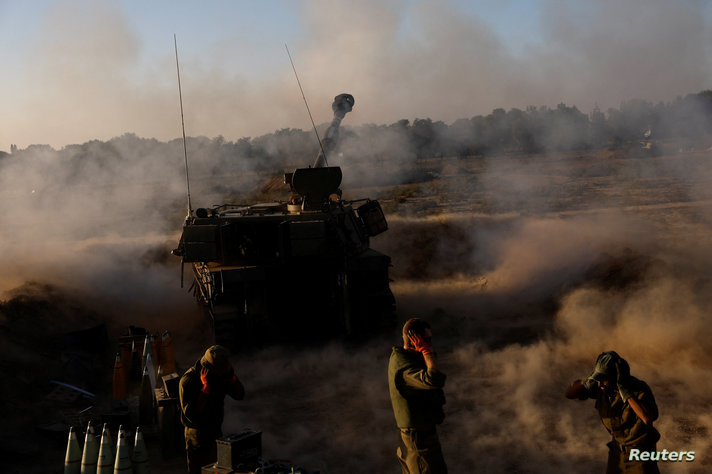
346, 90, 712, 160
3, 90, 711, 169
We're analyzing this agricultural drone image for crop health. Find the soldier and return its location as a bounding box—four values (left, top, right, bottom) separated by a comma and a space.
388, 318, 448, 474
179, 345, 245, 474
565, 351, 660, 474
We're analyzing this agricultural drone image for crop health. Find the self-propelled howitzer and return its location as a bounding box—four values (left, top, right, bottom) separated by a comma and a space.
172, 94, 395, 349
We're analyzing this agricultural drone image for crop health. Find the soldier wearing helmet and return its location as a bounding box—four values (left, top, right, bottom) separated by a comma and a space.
566, 351, 660, 473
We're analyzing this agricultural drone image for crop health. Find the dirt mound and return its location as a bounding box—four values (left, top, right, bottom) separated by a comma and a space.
0, 282, 111, 473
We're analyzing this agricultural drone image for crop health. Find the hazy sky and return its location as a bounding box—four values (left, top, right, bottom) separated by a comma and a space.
1, 0, 711, 150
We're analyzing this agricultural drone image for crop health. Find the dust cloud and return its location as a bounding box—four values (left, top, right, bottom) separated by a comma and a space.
209, 204, 711, 472
4, 138, 712, 472
0, 136, 202, 334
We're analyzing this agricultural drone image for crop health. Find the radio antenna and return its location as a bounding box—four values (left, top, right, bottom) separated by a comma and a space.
174, 34, 193, 217
285, 44, 328, 166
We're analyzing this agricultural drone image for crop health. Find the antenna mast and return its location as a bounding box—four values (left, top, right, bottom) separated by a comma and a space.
285, 44, 328, 166
174, 34, 193, 217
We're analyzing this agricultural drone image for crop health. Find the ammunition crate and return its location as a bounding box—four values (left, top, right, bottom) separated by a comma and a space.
216, 430, 261, 470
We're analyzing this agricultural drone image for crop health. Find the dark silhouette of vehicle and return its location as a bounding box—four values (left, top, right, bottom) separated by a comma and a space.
172, 94, 395, 348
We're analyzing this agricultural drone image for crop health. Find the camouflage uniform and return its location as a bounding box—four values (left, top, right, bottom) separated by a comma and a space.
388, 346, 448, 474
577, 368, 660, 473
179, 348, 244, 474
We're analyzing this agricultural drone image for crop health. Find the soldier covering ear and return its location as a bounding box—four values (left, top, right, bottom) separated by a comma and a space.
389, 318, 448, 473
180, 345, 245, 474
565, 352, 660, 474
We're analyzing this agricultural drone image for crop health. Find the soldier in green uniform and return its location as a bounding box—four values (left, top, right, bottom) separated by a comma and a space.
566, 351, 660, 474
179, 345, 245, 474
388, 318, 448, 474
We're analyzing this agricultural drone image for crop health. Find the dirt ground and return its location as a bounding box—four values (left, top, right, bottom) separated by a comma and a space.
2, 147, 712, 473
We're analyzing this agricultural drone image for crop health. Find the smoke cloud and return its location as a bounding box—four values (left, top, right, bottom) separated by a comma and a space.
213, 144, 712, 471
3, 136, 712, 472
0, 135, 203, 335
218, 208, 712, 473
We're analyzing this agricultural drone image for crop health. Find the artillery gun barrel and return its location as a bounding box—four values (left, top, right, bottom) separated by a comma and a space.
312, 93, 355, 168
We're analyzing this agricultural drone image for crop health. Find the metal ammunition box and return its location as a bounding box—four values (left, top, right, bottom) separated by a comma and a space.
216, 429, 262, 470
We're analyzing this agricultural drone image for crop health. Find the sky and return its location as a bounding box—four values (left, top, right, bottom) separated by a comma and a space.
0, 0, 711, 150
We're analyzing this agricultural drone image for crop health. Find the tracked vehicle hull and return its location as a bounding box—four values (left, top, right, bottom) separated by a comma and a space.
184, 203, 394, 348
